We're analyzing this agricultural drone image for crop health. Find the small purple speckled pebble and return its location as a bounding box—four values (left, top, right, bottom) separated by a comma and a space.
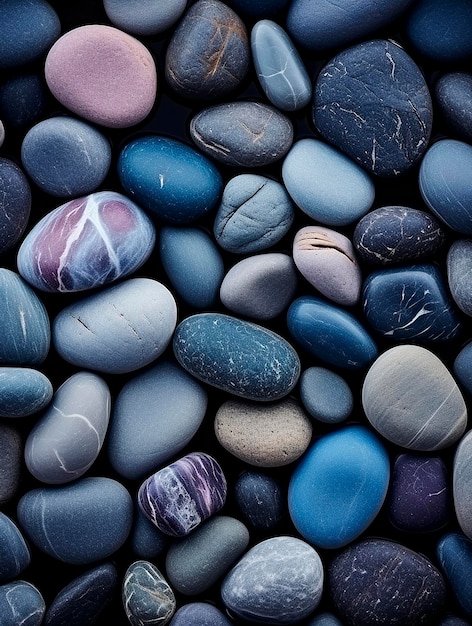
138, 452, 227, 537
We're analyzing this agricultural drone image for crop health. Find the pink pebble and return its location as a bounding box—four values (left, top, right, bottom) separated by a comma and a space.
45, 24, 157, 128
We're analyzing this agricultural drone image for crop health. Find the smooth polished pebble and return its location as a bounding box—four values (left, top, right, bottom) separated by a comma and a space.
0, 367, 53, 418
419, 138, 472, 234
21, 116, 112, 198
0, 268, 50, 366
288, 425, 390, 549
17, 477, 133, 565
44, 562, 118, 626
0, 157, 31, 254
173, 313, 300, 401
234, 471, 284, 531
287, 295, 378, 370
313, 39, 433, 177
118, 135, 223, 224
220, 253, 298, 320
107, 359, 208, 480
362, 344, 467, 451
0, 424, 22, 505
453, 429, 472, 540
286, 0, 414, 52
190, 101, 293, 167
213, 174, 294, 254
282, 138, 375, 226
251, 20, 311, 111
0, 512, 31, 583
328, 538, 446, 625
103, 0, 187, 36
138, 452, 227, 537
388, 454, 451, 532
362, 263, 462, 342
123, 561, 176, 626
437, 532, 472, 617
160, 226, 225, 309
293, 225, 362, 306
131, 505, 169, 560
215, 397, 312, 467
353, 205, 445, 266
0, 0, 60, 69
299, 366, 353, 424
169, 602, 233, 626
25, 371, 111, 484
165, 515, 250, 595
454, 340, 472, 395
435, 72, 472, 143
221, 536, 323, 623
0, 580, 45, 626
17, 191, 156, 293
53, 277, 177, 374
165, 0, 249, 101
447, 239, 472, 316
45, 25, 157, 128
0, 72, 49, 129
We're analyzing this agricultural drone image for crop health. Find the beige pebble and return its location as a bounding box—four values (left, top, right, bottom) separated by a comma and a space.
214, 397, 313, 467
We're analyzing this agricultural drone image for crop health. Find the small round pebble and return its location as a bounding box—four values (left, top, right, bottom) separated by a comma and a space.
123, 560, 176, 626
169, 602, 233, 626
131, 505, 169, 560
328, 538, 446, 625
213, 174, 294, 254
221, 536, 323, 624
0, 512, 31, 582
0, 580, 45, 626
215, 397, 313, 467
103, 0, 187, 36
21, 116, 112, 198
45, 24, 157, 128
0, 157, 31, 255
44, 562, 118, 626
435, 72, 472, 143
299, 366, 353, 424
220, 253, 298, 320
0, 72, 49, 129
362, 345, 467, 451
453, 429, 472, 540
448, 239, 472, 316
234, 471, 284, 531
0, 424, 22, 505
0, 367, 53, 418
165, 515, 250, 595
454, 340, 472, 395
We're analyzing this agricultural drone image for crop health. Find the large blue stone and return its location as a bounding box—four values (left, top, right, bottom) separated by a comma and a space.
437, 532, 472, 617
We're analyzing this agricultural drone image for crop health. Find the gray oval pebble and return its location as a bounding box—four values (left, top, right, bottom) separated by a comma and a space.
123, 560, 176, 626
190, 101, 293, 167
299, 367, 353, 424
104, 0, 187, 36
0, 580, 45, 626
0, 367, 52, 418
447, 239, 472, 316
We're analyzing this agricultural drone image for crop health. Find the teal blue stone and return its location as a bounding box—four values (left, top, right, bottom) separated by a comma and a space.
437, 533, 472, 616
173, 313, 300, 401
363, 264, 462, 342
287, 295, 378, 370
0, 268, 50, 366
160, 226, 225, 309
118, 135, 223, 224
288, 425, 390, 549
0, 367, 52, 417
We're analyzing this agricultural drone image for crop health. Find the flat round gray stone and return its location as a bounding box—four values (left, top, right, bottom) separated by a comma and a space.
362, 345, 467, 451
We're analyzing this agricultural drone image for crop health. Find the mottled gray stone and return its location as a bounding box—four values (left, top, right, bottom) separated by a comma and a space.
447, 239, 472, 316
123, 560, 176, 626
220, 253, 298, 320
453, 430, 472, 540
0, 424, 22, 505
293, 225, 361, 306
25, 371, 111, 484
165, 515, 250, 595
0, 580, 45, 626
221, 536, 323, 623
362, 345, 467, 451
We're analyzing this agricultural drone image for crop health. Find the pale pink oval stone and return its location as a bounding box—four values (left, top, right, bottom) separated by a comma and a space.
45, 24, 157, 128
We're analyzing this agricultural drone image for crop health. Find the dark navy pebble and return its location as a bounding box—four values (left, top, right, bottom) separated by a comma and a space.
165, 0, 250, 101
435, 72, 472, 143
169, 602, 233, 626
0, 580, 45, 626
227, 0, 289, 18
0, 367, 53, 418
388, 454, 451, 532
131, 505, 170, 560
353, 205, 445, 266
0, 424, 22, 505
313, 39, 433, 177
447, 239, 472, 316
439, 617, 472, 626
0, 72, 50, 129
329, 538, 447, 625
437, 532, 472, 618
0, 157, 31, 255
234, 471, 284, 531
0, 512, 31, 582
44, 562, 118, 626
454, 340, 472, 396
362, 263, 462, 342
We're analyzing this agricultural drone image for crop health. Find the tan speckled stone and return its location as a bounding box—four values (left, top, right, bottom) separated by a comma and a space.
214, 397, 313, 467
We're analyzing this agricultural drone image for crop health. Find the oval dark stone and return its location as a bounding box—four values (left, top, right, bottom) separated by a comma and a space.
0, 157, 31, 254
447, 239, 472, 316
313, 39, 433, 177
0, 424, 22, 505
234, 471, 284, 531
435, 72, 472, 144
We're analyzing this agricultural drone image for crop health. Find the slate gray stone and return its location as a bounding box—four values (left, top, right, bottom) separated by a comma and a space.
447, 239, 472, 316
104, 0, 187, 36
0, 580, 45, 626
435, 72, 472, 143
131, 505, 169, 560
169, 602, 233, 626
0, 512, 30, 582
299, 366, 353, 424
0, 424, 22, 505
123, 560, 176, 626
453, 430, 472, 541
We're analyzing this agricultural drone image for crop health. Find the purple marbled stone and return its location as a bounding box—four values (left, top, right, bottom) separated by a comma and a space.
138, 452, 227, 537
17, 190, 155, 293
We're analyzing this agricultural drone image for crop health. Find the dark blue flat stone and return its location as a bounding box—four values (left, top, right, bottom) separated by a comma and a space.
287, 295, 377, 370
437, 532, 472, 617
435, 72, 472, 143
234, 471, 284, 531
0, 157, 31, 254
0, 512, 30, 583
313, 39, 433, 177
362, 263, 462, 342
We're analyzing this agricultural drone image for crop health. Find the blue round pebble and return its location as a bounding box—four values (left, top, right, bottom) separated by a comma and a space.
0, 157, 31, 254
0, 580, 45, 626
0, 512, 31, 583
299, 366, 353, 423
437, 532, 472, 617
0, 367, 53, 418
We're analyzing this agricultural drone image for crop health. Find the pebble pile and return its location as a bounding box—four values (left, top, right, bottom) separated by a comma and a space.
1, 0, 472, 624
